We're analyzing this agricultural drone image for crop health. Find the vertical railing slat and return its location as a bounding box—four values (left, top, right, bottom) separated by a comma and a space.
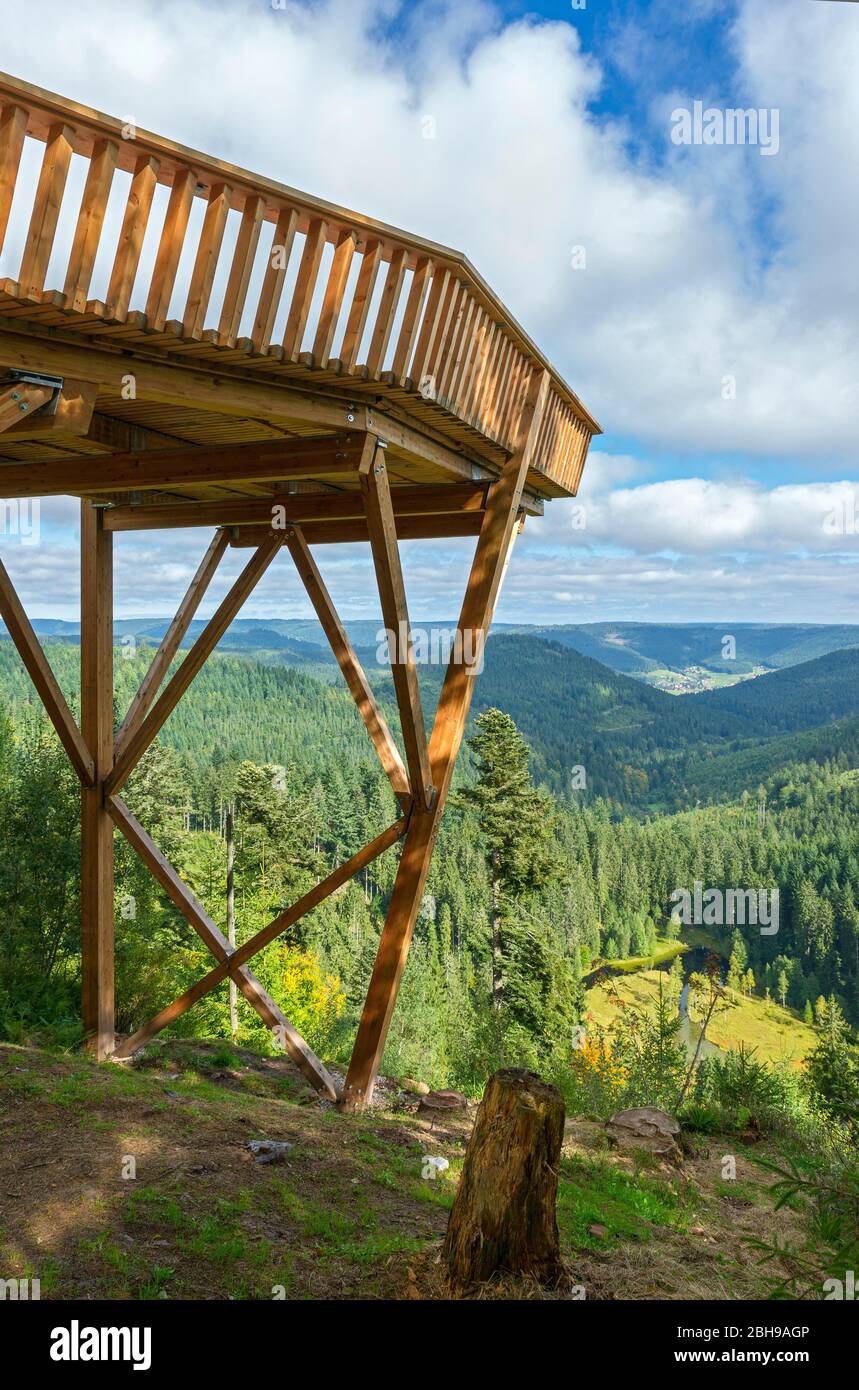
183, 181, 232, 338
312, 226, 357, 367
282, 215, 328, 360
250, 204, 298, 352
424, 277, 462, 399
145, 167, 197, 331
217, 193, 265, 346
18, 121, 75, 298
437, 286, 470, 401
390, 254, 432, 384
365, 246, 408, 377
463, 318, 497, 422
63, 137, 118, 312
406, 265, 448, 392
105, 152, 160, 320
450, 302, 484, 408
485, 338, 515, 438
0, 104, 28, 261
338, 238, 381, 372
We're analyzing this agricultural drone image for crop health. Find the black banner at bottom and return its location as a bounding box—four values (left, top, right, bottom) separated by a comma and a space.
2, 1296, 851, 1375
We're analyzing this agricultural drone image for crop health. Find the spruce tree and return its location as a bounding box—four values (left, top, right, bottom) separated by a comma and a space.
460, 709, 557, 1009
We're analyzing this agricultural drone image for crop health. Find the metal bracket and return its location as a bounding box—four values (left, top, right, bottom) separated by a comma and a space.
3, 370, 65, 416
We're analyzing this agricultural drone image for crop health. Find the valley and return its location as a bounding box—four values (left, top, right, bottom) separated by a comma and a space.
1, 616, 858, 1305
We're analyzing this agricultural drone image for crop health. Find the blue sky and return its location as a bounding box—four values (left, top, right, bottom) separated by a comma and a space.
1, 0, 858, 624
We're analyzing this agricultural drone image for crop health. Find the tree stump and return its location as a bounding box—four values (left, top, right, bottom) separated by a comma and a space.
442, 1068, 566, 1288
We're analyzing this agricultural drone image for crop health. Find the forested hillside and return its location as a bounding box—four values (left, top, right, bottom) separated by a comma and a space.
4, 620, 859, 1313
2, 632, 859, 1078
691, 647, 859, 731
8, 630, 859, 820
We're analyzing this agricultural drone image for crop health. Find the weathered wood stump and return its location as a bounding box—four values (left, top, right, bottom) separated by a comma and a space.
442, 1068, 566, 1288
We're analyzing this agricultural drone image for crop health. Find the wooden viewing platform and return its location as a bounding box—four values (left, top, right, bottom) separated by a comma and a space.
0, 71, 599, 1109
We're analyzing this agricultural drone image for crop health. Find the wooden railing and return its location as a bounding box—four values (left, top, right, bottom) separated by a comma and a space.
0, 72, 598, 491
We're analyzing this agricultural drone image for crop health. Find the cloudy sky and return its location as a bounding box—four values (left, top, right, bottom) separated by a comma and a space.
1, 0, 858, 625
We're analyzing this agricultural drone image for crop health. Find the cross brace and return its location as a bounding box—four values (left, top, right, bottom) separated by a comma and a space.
0, 382, 549, 1108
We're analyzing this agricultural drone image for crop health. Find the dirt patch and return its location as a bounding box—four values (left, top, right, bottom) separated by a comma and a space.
0, 1041, 806, 1301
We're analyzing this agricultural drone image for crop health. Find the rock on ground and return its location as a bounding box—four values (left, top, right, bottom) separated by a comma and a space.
606, 1106, 681, 1159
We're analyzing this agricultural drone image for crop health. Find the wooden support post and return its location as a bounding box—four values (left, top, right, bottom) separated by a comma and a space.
226, 808, 237, 1038
80, 501, 115, 1059
339, 369, 550, 1111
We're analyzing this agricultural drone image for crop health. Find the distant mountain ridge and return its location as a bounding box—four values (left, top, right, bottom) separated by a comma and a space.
3, 624, 859, 813
6, 618, 858, 682
689, 647, 859, 731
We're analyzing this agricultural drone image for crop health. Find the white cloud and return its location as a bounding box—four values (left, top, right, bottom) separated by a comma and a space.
549, 476, 859, 555
0, 0, 856, 457
1, 0, 858, 625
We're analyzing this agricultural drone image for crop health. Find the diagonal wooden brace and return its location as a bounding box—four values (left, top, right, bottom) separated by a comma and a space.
339, 369, 551, 1111
0, 553, 95, 786
115, 529, 229, 755
283, 523, 411, 810
360, 436, 434, 810
109, 794, 341, 1098
107, 531, 284, 795
0, 382, 53, 432
111, 801, 406, 1093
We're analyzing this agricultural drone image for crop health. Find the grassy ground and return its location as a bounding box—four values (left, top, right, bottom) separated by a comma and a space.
0, 1038, 807, 1300
586, 970, 817, 1067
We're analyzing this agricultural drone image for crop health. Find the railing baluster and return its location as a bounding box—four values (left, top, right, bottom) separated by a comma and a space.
251, 204, 298, 352
312, 226, 356, 367
390, 254, 432, 384
338, 238, 381, 372
282, 215, 327, 360
480, 331, 510, 435
425, 277, 462, 399
570, 416, 591, 491
18, 121, 75, 298
437, 286, 470, 401
63, 138, 118, 312
217, 192, 265, 346
365, 246, 408, 377
105, 152, 159, 320
487, 339, 516, 439
183, 181, 232, 338
557, 408, 579, 490
463, 318, 497, 422
0, 104, 28, 261
498, 351, 528, 445
450, 302, 484, 408
145, 167, 197, 331
408, 265, 449, 392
